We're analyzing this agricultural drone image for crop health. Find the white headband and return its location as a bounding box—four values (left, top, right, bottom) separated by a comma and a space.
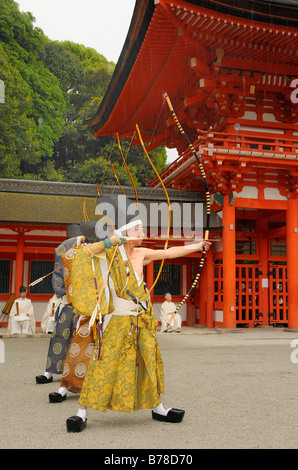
118, 219, 143, 234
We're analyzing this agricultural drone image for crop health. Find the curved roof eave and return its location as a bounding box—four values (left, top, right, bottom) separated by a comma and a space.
87, 0, 154, 131
88, 0, 298, 134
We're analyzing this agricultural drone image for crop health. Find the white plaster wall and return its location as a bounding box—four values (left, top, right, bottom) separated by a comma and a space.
32, 301, 49, 323
240, 111, 257, 120
262, 113, 279, 123
237, 186, 258, 199
214, 310, 223, 323
264, 188, 287, 200
237, 186, 287, 201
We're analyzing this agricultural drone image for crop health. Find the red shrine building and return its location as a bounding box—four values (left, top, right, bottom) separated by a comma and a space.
1, 0, 297, 331
0, 179, 219, 327
88, 0, 298, 329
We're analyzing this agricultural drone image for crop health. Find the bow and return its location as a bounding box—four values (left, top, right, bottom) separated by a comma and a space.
135, 124, 172, 293
111, 163, 127, 198
163, 93, 211, 328
116, 132, 139, 207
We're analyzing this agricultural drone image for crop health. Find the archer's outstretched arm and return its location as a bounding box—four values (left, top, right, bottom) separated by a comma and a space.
142, 240, 211, 265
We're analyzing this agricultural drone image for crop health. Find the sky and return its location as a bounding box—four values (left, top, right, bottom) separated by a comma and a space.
16, 0, 179, 163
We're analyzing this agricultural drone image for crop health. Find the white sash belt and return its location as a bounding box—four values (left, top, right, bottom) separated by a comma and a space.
102, 296, 141, 331
112, 296, 142, 316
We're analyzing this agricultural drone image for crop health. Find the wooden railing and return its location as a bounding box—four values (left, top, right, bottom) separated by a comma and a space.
149, 130, 298, 186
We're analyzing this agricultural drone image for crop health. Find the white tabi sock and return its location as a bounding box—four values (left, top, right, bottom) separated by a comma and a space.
76, 408, 87, 422
44, 372, 52, 380
58, 386, 68, 396
153, 402, 171, 416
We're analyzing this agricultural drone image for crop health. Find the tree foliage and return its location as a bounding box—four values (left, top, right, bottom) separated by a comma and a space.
0, 0, 167, 185
0, 44, 36, 177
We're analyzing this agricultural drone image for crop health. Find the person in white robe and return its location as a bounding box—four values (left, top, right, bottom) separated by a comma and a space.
9, 286, 36, 335
160, 292, 182, 333
41, 294, 64, 333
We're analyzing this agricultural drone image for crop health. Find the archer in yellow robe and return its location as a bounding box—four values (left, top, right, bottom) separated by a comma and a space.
73, 245, 164, 413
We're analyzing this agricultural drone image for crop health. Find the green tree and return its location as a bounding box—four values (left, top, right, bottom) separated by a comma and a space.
0, 0, 44, 62
49, 42, 167, 185
49, 41, 115, 172
0, 0, 66, 177
61, 41, 114, 70
0, 0, 167, 184
41, 41, 84, 94
0, 44, 37, 177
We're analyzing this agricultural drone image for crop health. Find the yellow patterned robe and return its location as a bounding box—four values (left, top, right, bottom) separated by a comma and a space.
71, 245, 111, 317
64, 246, 112, 392
79, 246, 164, 412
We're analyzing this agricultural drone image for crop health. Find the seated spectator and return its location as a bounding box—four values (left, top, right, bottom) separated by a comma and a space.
9, 286, 35, 336
160, 292, 182, 333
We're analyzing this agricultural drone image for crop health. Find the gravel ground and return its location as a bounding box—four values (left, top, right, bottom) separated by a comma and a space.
1, 326, 298, 450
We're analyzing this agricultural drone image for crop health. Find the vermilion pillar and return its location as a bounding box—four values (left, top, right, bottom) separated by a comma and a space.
193, 259, 200, 324
222, 195, 236, 329
186, 259, 195, 326
206, 248, 214, 328
14, 229, 25, 296
199, 258, 207, 325
286, 197, 298, 329
257, 213, 269, 325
